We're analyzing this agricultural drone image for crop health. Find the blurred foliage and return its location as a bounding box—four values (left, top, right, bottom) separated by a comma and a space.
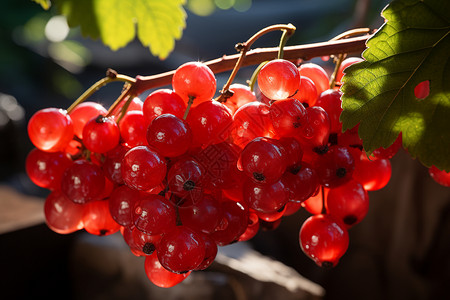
0, 1, 87, 108
186, 0, 252, 16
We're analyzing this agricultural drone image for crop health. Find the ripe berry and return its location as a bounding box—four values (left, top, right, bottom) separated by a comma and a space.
83, 115, 120, 153
69, 102, 107, 139
223, 83, 257, 114
231, 101, 275, 148
83, 200, 121, 236
44, 190, 84, 234
269, 98, 307, 137
299, 214, 349, 267
172, 61, 216, 105
314, 145, 355, 188
121, 146, 167, 191
28, 108, 74, 152
119, 111, 148, 147
293, 76, 318, 107
25, 148, 72, 190
157, 226, 206, 273
143, 89, 186, 124
186, 100, 233, 147
326, 180, 369, 227
258, 59, 300, 100
315, 89, 343, 134
240, 137, 286, 184
167, 158, 204, 198
61, 159, 105, 204
133, 194, 177, 235
147, 114, 192, 157
298, 63, 329, 94
144, 252, 190, 288
243, 178, 288, 213
429, 165, 450, 187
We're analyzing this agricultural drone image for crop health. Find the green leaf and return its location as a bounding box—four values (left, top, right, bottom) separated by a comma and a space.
340, 0, 450, 171
54, 0, 186, 59
32, 0, 51, 10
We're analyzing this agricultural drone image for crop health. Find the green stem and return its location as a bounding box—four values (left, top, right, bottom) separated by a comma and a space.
277, 24, 295, 59
247, 61, 268, 92
66, 74, 135, 114
183, 95, 195, 120
106, 83, 133, 119
116, 91, 137, 124
329, 53, 346, 89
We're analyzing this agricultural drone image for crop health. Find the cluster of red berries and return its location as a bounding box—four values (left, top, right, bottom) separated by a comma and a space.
25, 55, 449, 287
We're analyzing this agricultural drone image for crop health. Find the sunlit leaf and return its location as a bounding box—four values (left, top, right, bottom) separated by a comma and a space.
340, 0, 450, 171
32, 0, 51, 10
54, 0, 186, 59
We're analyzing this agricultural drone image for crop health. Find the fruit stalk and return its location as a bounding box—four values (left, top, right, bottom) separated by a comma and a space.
132, 33, 370, 95
215, 23, 296, 103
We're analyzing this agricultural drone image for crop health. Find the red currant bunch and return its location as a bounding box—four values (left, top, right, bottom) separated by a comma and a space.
25, 53, 445, 288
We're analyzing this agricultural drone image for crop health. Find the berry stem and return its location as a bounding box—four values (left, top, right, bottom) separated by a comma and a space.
327, 27, 371, 88
277, 24, 295, 59
247, 61, 268, 92
215, 24, 296, 103
183, 95, 195, 120
66, 73, 135, 114
329, 53, 346, 89
69, 28, 371, 105
106, 83, 133, 119
134, 33, 369, 96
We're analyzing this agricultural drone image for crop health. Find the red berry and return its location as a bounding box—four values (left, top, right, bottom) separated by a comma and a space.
157, 226, 206, 273
258, 59, 300, 100
83, 200, 121, 236
429, 165, 450, 187
144, 252, 190, 288
326, 180, 369, 227
108, 185, 141, 227
240, 137, 286, 184
353, 153, 392, 191
298, 63, 329, 94
28, 108, 74, 152
26, 148, 72, 190
293, 76, 318, 107
61, 159, 105, 204
269, 98, 307, 138
69, 102, 107, 139
44, 190, 84, 234
186, 100, 232, 147
121, 146, 167, 191
172, 61, 216, 105
147, 114, 192, 157
314, 145, 355, 188
224, 83, 257, 114
83, 115, 120, 153
315, 89, 343, 134
243, 178, 288, 213
133, 194, 177, 235
299, 214, 349, 267
143, 89, 186, 124
119, 111, 148, 147
231, 101, 275, 148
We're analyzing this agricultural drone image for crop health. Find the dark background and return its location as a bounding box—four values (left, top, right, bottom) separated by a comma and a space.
1, 0, 450, 299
